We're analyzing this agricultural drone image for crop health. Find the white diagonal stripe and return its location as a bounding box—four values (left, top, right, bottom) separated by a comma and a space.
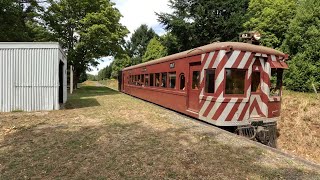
225, 50, 241, 68
238, 51, 251, 68
212, 50, 225, 68
201, 53, 205, 62
271, 55, 276, 61
259, 57, 265, 71
199, 96, 213, 116
232, 101, 246, 122
217, 98, 237, 122
200, 51, 215, 84
207, 93, 223, 119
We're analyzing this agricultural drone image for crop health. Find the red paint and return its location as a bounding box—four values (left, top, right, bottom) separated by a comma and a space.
121, 42, 289, 127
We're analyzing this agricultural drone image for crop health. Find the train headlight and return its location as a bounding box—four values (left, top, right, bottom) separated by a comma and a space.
253, 32, 261, 41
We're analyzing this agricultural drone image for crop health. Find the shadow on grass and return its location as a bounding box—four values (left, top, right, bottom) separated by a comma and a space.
0, 120, 319, 179
65, 86, 120, 109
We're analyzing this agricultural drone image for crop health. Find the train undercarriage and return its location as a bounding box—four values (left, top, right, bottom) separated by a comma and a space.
235, 121, 278, 147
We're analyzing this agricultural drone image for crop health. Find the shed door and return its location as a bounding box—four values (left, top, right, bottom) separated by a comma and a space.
188, 63, 201, 112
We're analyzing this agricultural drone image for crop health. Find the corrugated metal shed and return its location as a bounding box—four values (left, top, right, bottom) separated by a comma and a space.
0, 42, 67, 112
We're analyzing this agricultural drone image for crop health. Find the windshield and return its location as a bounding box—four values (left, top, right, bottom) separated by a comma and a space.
270, 69, 283, 96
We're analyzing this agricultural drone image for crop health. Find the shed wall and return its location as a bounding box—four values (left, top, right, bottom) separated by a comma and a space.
0, 47, 65, 112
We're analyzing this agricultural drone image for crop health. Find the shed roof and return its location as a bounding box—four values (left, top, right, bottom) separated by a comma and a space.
123, 42, 286, 71
0, 42, 61, 49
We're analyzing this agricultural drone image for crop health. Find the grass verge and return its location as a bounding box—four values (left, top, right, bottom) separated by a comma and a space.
0, 81, 319, 179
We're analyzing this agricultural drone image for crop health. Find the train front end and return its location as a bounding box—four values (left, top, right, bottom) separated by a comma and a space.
196, 35, 289, 147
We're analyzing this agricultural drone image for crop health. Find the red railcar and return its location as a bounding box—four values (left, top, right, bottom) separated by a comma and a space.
120, 42, 288, 146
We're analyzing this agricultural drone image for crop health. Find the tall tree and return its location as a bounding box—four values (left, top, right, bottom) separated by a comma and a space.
111, 54, 131, 78
0, 0, 44, 41
44, 0, 128, 86
244, 0, 297, 48
125, 24, 157, 65
142, 37, 167, 62
159, 32, 180, 55
157, 0, 249, 51
282, 0, 320, 91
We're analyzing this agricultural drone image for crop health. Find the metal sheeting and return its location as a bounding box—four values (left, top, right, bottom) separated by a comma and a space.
0, 45, 67, 112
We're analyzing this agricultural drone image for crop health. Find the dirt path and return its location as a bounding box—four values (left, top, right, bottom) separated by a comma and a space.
0, 82, 319, 179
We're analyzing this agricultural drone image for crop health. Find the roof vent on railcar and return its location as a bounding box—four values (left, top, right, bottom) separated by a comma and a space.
239, 31, 261, 45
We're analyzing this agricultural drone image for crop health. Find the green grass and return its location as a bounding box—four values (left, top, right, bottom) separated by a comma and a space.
0, 81, 319, 179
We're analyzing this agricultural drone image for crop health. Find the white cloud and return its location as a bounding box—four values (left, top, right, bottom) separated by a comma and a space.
113, 0, 172, 37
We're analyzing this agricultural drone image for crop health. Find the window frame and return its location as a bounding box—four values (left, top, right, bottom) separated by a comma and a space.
204, 68, 216, 95
168, 72, 176, 89
251, 70, 261, 94
179, 73, 186, 91
149, 73, 154, 87
269, 68, 283, 97
145, 74, 149, 86
161, 72, 167, 88
155, 73, 160, 87
224, 68, 248, 97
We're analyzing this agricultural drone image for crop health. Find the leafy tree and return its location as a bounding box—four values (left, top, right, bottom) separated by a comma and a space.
79, 72, 88, 83
87, 74, 97, 81
160, 33, 180, 55
244, 0, 297, 48
111, 54, 131, 78
97, 64, 113, 80
44, 0, 128, 87
125, 24, 157, 65
142, 37, 167, 62
282, 0, 320, 91
0, 0, 46, 41
157, 0, 249, 51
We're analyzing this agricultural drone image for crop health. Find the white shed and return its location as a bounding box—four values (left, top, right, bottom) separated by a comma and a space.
0, 42, 67, 112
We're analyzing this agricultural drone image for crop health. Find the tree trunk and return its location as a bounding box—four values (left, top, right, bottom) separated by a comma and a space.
73, 71, 80, 89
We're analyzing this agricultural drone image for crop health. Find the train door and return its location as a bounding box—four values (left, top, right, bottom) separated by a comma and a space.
249, 58, 266, 118
187, 63, 201, 112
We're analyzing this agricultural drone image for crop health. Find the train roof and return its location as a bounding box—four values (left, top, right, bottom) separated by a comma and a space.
123, 42, 286, 71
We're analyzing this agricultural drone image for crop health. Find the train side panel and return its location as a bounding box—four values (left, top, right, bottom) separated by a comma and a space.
122, 50, 287, 126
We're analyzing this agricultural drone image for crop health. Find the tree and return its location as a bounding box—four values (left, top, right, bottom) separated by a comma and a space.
125, 24, 157, 65
97, 64, 112, 80
157, 0, 249, 51
282, 0, 320, 91
142, 37, 167, 62
159, 33, 180, 55
243, 0, 297, 48
111, 54, 131, 78
0, 0, 47, 41
44, 0, 128, 87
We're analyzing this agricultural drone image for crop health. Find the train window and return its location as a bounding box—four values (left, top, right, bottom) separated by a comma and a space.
141, 74, 144, 83
180, 73, 185, 90
270, 69, 283, 96
251, 72, 261, 92
192, 71, 200, 89
161, 72, 167, 88
150, 73, 154, 86
225, 69, 246, 94
169, 72, 176, 89
145, 74, 149, 86
205, 69, 215, 93
155, 73, 160, 87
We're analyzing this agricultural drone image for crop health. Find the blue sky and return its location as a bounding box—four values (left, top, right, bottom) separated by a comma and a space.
87, 0, 172, 75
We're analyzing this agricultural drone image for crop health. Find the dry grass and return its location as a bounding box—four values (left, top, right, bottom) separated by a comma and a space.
0, 81, 319, 179
100, 79, 118, 90
278, 90, 320, 164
